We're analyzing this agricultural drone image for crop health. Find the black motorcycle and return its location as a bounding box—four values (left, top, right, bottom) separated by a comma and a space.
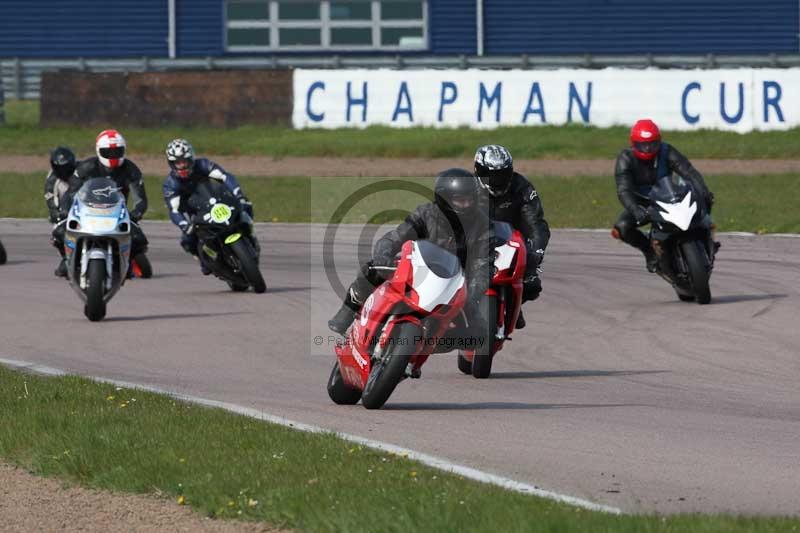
187, 180, 266, 293
0, 239, 6, 265
644, 175, 715, 304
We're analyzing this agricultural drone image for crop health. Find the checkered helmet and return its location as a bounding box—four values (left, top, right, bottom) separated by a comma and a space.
166, 138, 195, 179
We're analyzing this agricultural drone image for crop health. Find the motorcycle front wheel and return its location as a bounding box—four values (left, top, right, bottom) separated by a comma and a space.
230, 239, 266, 294
84, 258, 107, 322
472, 295, 498, 379
680, 240, 712, 305
0, 240, 6, 265
361, 322, 420, 410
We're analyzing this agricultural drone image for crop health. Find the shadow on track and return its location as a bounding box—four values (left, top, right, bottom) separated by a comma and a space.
104, 311, 250, 322
710, 293, 787, 304
383, 402, 635, 411
489, 369, 667, 380
266, 286, 310, 294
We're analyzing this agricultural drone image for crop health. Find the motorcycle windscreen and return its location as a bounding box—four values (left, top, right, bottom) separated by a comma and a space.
77, 178, 122, 208
188, 179, 238, 213
410, 241, 464, 312
651, 176, 697, 231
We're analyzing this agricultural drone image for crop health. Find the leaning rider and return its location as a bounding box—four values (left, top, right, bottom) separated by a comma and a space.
162, 138, 255, 274
613, 119, 716, 272
328, 168, 494, 340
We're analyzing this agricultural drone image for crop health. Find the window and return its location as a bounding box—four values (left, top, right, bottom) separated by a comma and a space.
225, 0, 427, 51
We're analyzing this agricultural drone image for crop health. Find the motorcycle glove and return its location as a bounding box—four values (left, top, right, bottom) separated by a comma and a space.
178, 220, 194, 235
237, 196, 254, 217
633, 205, 650, 226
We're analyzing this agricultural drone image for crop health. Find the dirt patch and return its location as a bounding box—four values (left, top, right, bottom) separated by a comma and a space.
0, 463, 283, 533
2, 155, 799, 177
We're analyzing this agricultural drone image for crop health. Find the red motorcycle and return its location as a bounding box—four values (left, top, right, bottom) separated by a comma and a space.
457, 221, 527, 379
327, 239, 468, 409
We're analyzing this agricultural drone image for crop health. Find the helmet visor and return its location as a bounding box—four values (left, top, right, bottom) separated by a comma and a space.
448, 193, 474, 213
633, 140, 661, 156
99, 146, 125, 159
172, 159, 192, 170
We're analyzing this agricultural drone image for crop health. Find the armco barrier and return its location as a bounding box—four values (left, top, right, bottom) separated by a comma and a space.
293, 68, 800, 132
40, 70, 293, 127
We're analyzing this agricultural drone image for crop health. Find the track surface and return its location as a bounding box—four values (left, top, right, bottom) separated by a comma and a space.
1, 219, 799, 515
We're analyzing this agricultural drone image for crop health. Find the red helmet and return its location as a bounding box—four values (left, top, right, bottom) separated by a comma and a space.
629, 119, 661, 161
96, 129, 126, 169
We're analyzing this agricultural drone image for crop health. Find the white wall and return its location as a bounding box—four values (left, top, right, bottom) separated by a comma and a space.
293, 68, 800, 132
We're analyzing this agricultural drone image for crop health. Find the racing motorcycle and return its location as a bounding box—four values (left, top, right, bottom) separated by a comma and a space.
327, 239, 471, 409
187, 179, 266, 293
63, 178, 131, 321
457, 221, 527, 378
644, 175, 715, 304
0, 239, 6, 264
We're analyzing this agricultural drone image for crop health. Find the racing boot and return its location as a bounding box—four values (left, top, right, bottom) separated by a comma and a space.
54, 258, 68, 278
515, 309, 526, 330
328, 302, 358, 335
644, 247, 658, 273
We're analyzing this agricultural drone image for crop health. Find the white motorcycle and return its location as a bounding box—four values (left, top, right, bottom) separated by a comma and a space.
63, 177, 132, 321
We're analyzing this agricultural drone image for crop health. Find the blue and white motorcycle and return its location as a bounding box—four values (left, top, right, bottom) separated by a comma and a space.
646, 175, 716, 304
63, 177, 132, 321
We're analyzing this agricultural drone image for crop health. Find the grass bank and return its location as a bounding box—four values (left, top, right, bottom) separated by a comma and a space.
2, 100, 800, 159
2, 172, 798, 234
1, 365, 797, 532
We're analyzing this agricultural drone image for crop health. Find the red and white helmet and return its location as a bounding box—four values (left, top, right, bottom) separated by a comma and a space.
629, 119, 662, 161
96, 129, 126, 169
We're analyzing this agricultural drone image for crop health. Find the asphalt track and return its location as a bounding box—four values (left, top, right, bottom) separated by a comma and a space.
1, 219, 799, 516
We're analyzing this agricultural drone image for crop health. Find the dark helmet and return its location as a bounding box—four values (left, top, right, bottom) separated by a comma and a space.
50, 146, 77, 180
166, 138, 195, 179
434, 168, 479, 217
474, 144, 514, 197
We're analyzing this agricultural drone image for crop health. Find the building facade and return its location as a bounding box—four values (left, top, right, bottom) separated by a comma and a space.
1, 0, 798, 58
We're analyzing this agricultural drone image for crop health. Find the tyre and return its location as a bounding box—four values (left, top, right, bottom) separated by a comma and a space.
361, 322, 420, 410
84, 258, 107, 322
676, 292, 695, 302
230, 239, 267, 293
472, 295, 498, 379
0, 240, 6, 265
132, 253, 152, 278
681, 240, 712, 305
327, 361, 362, 405
457, 353, 472, 375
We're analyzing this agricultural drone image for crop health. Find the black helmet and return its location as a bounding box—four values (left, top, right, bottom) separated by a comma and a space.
434, 168, 478, 217
474, 144, 514, 197
50, 146, 77, 180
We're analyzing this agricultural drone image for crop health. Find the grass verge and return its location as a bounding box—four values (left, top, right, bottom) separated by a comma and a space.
1, 172, 798, 234
1, 364, 798, 532
2, 99, 800, 159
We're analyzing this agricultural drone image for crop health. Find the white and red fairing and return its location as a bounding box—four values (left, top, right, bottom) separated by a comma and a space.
336, 240, 466, 389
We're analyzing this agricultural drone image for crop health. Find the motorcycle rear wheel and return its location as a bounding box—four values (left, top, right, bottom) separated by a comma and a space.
361, 322, 420, 410
84, 258, 107, 322
327, 361, 362, 405
472, 295, 498, 379
230, 239, 266, 294
681, 240, 712, 305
